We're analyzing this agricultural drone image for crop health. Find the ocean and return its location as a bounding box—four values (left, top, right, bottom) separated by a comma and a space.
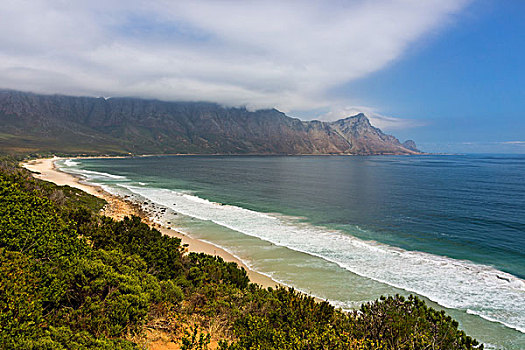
57, 154, 525, 349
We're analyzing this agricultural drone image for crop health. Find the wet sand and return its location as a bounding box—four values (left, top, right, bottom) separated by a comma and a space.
22, 157, 280, 288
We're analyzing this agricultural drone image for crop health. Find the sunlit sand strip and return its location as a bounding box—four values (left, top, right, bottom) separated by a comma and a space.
21, 156, 280, 289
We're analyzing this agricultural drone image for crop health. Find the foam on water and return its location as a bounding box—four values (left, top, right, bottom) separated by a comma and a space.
59, 160, 127, 181
63, 159, 79, 167
118, 184, 525, 333
57, 160, 525, 335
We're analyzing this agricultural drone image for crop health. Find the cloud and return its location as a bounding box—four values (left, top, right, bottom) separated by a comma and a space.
0, 0, 470, 113
499, 141, 525, 145
317, 106, 427, 130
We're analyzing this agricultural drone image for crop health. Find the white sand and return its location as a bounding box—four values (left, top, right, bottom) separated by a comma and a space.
22, 157, 280, 288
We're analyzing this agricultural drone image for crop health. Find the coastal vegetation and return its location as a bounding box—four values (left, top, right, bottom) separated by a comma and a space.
0, 157, 481, 349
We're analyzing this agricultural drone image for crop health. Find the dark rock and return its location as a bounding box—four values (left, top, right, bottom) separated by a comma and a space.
402, 140, 419, 152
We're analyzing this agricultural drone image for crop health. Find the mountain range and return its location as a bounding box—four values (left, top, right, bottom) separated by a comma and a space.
0, 90, 420, 155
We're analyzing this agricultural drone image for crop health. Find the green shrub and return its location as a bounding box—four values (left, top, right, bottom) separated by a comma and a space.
0, 249, 44, 348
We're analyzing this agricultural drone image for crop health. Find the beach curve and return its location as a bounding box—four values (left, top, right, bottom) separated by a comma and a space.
21, 156, 280, 289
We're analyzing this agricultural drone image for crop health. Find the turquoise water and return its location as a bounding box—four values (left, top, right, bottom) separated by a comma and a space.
58, 155, 525, 349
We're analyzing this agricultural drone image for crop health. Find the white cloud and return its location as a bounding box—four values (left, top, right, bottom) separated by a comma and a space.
0, 0, 470, 113
500, 141, 525, 145
317, 106, 427, 130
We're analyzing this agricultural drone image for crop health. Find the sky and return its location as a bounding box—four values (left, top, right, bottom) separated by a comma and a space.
0, 0, 523, 153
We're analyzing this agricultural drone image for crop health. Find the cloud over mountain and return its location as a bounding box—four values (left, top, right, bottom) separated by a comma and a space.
0, 0, 470, 112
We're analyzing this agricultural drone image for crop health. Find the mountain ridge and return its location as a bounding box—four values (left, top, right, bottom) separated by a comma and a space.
0, 90, 420, 155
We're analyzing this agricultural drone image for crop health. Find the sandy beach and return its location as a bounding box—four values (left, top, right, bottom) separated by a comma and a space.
22, 157, 279, 289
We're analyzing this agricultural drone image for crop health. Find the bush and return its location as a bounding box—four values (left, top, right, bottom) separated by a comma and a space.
0, 249, 44, 348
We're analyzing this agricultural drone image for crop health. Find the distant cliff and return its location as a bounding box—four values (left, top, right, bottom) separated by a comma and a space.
0, 90, 420, 155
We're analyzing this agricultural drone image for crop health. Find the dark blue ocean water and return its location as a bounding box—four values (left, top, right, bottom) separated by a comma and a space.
78, 154, 525, 277
61, 154, 525, 348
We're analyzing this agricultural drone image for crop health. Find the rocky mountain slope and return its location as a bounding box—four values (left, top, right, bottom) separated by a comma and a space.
0, 90, 420, 155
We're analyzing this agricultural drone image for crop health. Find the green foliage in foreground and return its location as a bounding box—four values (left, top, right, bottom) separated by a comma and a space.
0, 160, 482, 349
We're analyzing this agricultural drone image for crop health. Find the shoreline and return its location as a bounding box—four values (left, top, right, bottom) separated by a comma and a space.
22, 157, 280, 289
